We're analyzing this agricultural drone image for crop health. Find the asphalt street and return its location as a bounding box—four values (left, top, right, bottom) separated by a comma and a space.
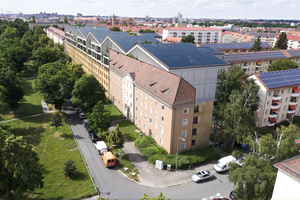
63, 101, 234, 200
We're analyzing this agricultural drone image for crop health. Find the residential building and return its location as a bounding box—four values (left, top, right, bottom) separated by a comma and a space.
272, 155, 300, 200
247, 32, 278, 47
199, 42, 271, 53
250, 69, 300, 128
162, 27, 222, 44
163, 36, 181, 43
222, 32, 255, 43
44, 26, 65, 45
216, 49, 300, 74
274, 33, 300, 49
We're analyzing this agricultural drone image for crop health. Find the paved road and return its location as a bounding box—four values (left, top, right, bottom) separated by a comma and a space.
64, 101, 234, 200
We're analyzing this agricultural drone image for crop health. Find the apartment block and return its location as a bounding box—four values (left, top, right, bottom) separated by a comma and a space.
217, 49, 300, 74
162, 27, 222, 44
222, 32, 255, 43
44, 26, 65, 45
250, 69, 300, 128
274, 33, 300, 49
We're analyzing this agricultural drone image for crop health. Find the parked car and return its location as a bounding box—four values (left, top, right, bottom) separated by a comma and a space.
82, 119, 88, 126
191, 170, 214, 182
95, 141, 107, 155
89, 133, 99, 143
85, 125, 93, 133
75, 107, 81, 113
236, 156, 246, 167
229, 190, 237, 200
213, 155, 237, 173
78, 112, 86, 119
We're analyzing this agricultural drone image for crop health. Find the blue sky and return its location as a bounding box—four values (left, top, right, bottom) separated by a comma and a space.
2, 0, 299, 19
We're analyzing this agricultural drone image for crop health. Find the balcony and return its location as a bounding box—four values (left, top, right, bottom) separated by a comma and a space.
272, 96, 282, 101
289, 101, 298, 106
271, 104, 280, 109
291, 93, 300, 97
256, 65, 262, 68
289, 105, 296, 110
267, 122, 275, 127
287, 110, 296, 114
269, 113, 278, 118
243, 66, 249, 69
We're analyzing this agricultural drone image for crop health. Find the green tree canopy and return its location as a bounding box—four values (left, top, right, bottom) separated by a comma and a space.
0, 128, 44, 198
32, 16, 36, 23
140, 192, 170, 200
65, 61, 84, 79
64, 16, 68, 24
72, 74, 106, 114
251, 36, 262, 51
181, 35, 195, 44
107, 124, 125, 148
139, 29, 155, 33
50, 111, 63, 130
110, 27, 121, 32
87, 101, 109, 135
274, 32, 287, 49
267, 59, 298, 72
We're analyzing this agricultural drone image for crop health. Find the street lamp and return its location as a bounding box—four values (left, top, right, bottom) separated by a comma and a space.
176, 137, 185, 171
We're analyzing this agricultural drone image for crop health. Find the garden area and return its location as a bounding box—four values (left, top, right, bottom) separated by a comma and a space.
1, 114, 95, 199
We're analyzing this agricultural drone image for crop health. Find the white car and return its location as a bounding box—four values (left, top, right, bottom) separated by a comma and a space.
82, 119, 88, 126
236, 157, 246, 167
192, 170, 214, 182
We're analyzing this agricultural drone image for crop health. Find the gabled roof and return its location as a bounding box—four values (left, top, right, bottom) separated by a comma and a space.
109, 50, 195, 107
274, 155, 300, 182
199, 42, 271, 50
164, 27, 221, 31
47, 26, 65, 39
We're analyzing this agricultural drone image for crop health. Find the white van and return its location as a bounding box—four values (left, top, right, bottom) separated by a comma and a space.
213, 155, 236, 173
95, 141, 107, 155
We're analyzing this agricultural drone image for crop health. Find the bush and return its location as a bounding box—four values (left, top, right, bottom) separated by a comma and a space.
63, 159, 77, 178
135, 136, 221, 169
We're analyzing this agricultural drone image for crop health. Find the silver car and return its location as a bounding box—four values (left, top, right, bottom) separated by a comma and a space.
192, 170, 214, 182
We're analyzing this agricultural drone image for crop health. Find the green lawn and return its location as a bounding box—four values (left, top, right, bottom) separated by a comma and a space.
255, 126, 275, 135
2, 114, 95, 199
105, 105, 125, 121
0, 79, 44, 121
116, 120, 140, 141
19, 61, 37, 79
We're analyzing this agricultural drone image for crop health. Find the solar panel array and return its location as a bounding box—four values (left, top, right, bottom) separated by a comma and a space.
141, 43, 228, 68
200, 42, 270, 50
258, 68, 300, 89
198, 47, 222, 55
286, 50, 300, 57
222, 51, 286, 63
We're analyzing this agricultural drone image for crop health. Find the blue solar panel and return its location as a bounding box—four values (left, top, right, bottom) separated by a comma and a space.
140, 43, 228, 68
286, 50, 300, 57
258, 68, 300, 89
237, 43, 252, 48
198, 47, 222, 55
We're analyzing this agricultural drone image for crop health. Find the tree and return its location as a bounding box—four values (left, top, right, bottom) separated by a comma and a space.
32, 16, 36, 23
267, 58, 298, 72
0, 85, 8, 115
181, 35, 195, 44
0, 128, 44, 198
140, 192, 170, 200
72, 74, 106, 114
34, 62, 76, 112
63, 159, 77, 178
139, 29, 155, 33
50, 111, 63, 130
251, 36, 262, 51
64, 16, 68, 24
110, 27, 121, 32
107, 124, 125, 148
87, 101, 109, 134
0, 67, 24, 114
66, 61, 84, 79
274, 32, 287, 50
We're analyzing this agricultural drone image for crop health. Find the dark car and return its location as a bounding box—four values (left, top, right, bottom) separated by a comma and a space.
89, 133, 99, 143
85, 125, 93, 133
75, 107, 81, 113
229, 190, 236, 200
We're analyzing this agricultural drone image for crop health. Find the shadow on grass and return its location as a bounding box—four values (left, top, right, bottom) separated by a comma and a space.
6, 126, 46, 146
70, 171, 90, 181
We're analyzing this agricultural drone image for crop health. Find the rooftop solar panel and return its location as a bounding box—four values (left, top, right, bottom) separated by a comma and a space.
222, 51, 287, 63
220, 43, 239, 49
286, 50, 300, 57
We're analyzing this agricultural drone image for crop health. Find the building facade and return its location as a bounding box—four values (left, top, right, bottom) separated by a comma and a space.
250, 69, 300, 128
45, 26, 65, 45
162, 27, 222, 44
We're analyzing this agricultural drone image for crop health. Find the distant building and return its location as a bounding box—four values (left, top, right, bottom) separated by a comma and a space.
44, 26, 65, 45
199, 42, 271, 53
247, 32, 278, 47
250, 69, 300, 128
77, 13, 83, 17
163, 27, 222, 44
29, 23, 69, 30
272, 155, 300, 200
274, 32, 300, 49
222, 32, 255, 43
163, 36, 181, 43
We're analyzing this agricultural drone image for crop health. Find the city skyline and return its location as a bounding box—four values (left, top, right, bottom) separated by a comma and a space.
1, 0, 300, 20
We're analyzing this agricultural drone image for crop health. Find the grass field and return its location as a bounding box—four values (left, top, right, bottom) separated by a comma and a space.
105, 105, 125, 121
0, 79, 44, 121
19, 61, 37, 79
116, 120, 141, 142
2, 114, 95, 199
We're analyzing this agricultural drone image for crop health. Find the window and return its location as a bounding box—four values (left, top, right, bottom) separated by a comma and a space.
264, 118, 266, 123
154, 133, 157, 139
144, 124, 146, 129
268, 92, 271, 96
282, 114, 284, 119
155, 110, 158, 117
135, 116, 137, 121
145, 93, 147, 99
149, 117, 152, 123
139, 120, 141, 125
267, 101, 270, 106
286, 97, 289, 102
192, 140, 196, 146
183, 108, 189, 114
140, 90, 142, 96
149, 106, 152, 113
284, 106, 287, 111
136, 106, 138, 111
130, 85, 132, 89
155, 121, 157, 129
192, 128, 197, 135
281, 90, 284, 94
160, 126, 163, 134
193, 116, 198, 124
182, 119, 188, 126
136, 97, 138, 102
288, 88, 291, 93
144, 103, 147, 109
140, 109, 142, 116
161, 105, 165, 110
130, 94, 132, 98
180, 143, 186, 150
135, 88, 137, 92
150, 97, 152, 103
130, 103, 132, 107
144, 113, 147, 119
160, 138, 163, 144
194, 106, 199, 113
265, 109, 268, 115
140, 99, 142, 106
181, 130, 187, 138
161, 115, 164, 122
155, 101, 158, 106
278, 107, 281, 111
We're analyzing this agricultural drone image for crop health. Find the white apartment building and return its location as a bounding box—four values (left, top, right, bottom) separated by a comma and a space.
250, 68, 300, 128
45, 26, 65, 45
163, 27, 222, 44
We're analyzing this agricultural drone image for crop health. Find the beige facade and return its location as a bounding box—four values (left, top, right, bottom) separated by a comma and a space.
66, 43, 110, 97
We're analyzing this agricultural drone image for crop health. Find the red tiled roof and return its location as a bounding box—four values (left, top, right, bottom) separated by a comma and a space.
47, 26, 65, 39
164, 36, 181, 43
275, 33, 300, 41
275, 155, 300, 182
109, 50, 195, 107
165, 27, 221, 31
